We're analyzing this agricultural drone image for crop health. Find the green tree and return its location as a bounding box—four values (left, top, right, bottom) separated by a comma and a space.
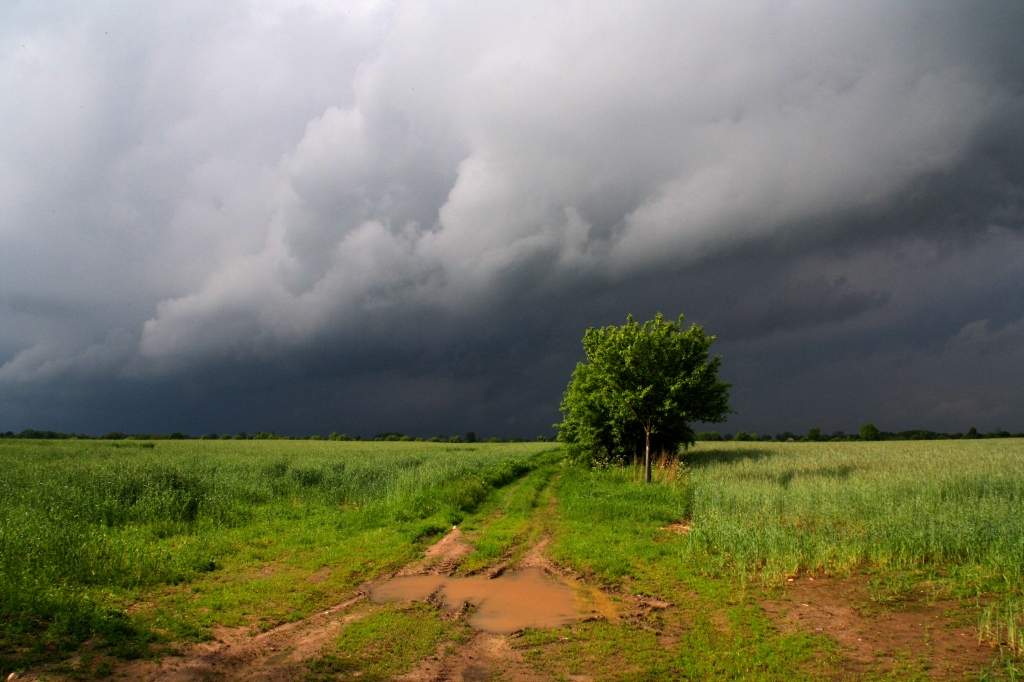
859, 423, 880, 441
557, 313, 732, 482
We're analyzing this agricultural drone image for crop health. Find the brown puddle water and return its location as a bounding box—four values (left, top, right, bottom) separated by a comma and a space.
370, 567, 616, 634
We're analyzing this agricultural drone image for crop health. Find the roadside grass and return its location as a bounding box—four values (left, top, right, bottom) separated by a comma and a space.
456, 454, 562, 574
541, 439, 1024, 679
541, 464, 840, 679
305, 602, 470, 681
0, 439, 557, 671
517, 614, 836, 681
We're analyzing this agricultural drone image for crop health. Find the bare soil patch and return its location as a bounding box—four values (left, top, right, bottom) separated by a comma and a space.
399, 526, 475, 577
658, 521, 691, 536
762, 575, 995, 678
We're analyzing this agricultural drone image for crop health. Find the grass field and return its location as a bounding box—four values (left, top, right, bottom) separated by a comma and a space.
2, 438, 1023, 679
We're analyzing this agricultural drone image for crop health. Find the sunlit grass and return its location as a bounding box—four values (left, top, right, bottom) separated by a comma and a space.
0, 439, 556, 669
681, 440, 1024, 588
5, 437, 1022, 677
307, 602, 470, 681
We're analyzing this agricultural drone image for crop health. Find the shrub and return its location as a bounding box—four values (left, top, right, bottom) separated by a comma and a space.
859, 423, 881, 441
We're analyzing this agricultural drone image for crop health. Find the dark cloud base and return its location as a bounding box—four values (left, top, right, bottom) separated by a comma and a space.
4, 218, 1022, 439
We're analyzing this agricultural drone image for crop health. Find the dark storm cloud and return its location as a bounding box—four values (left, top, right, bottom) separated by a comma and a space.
1, 1, 1023, 436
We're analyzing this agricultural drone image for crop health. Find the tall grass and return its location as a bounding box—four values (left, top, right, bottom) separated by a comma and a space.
682, 440, 1024, 585
979, 597, 1024, 656
0, 439, 555, 666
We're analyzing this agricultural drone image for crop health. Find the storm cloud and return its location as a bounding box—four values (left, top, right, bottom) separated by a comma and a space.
1, 1, 1023, 437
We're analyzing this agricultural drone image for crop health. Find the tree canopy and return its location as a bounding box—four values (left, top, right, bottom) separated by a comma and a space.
557, 313, 731, 482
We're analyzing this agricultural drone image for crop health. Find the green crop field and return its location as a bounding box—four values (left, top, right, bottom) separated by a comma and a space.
2, 438, 1023, 680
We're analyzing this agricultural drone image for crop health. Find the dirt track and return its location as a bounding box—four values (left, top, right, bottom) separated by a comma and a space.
20, 526, 996, 680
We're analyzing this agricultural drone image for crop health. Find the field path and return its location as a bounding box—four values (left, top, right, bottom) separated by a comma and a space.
120, 528, 486, 681
389, 475, 638, 682
19, 470, 586, 681
18, 523, 498, 681
112, 592, 368, 681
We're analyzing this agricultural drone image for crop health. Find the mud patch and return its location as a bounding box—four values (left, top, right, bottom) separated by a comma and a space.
372, 567, 587, 634
762, 575, 994, 678
374, 533, 624, 635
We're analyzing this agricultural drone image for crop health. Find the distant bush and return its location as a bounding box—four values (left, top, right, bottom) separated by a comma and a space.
695, 431, 722, 441
860, 423, 881, 441
733, 431, 757, 442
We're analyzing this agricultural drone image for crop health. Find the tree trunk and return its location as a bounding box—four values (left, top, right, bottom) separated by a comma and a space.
644, 429, 652, 483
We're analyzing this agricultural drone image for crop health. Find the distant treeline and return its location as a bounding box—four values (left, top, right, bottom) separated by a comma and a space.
4, 424, 1020, 444
696, 425, 1024, 442
0, 429, 553, 443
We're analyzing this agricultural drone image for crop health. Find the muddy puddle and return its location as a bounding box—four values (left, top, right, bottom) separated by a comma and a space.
370, 567, 616, 634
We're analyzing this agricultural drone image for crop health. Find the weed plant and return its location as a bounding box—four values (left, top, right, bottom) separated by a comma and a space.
980, 597, 1024, 658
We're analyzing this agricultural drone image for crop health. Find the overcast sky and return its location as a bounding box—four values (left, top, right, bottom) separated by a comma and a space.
1, 1, 1022, 438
